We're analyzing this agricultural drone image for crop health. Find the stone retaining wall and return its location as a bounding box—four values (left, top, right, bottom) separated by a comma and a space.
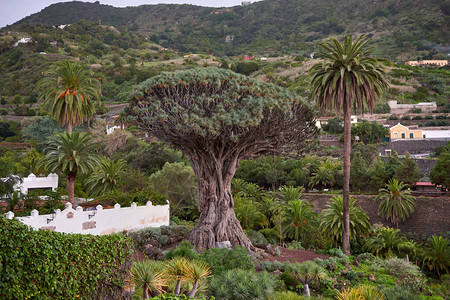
303, 194, 450, 237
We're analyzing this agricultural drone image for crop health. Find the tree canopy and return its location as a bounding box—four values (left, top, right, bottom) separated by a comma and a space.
129, 67, 316, 250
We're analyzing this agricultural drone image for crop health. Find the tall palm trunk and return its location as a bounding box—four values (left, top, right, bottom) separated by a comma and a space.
342, 104, 351, 255
174, 279, 182, 296
67, 123, 73, 134
67, 172, 76, 204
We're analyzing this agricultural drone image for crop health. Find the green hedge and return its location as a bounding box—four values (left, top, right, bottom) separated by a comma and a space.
0, 215, 134, 299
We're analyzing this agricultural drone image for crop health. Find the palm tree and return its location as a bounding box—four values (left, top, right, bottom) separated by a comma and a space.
38, 60, 100, 133
283, 199, 317, 243
377, 179, 416, 227
364, 227, 412, 259
184, 260, 212, 298
130, 260, 166, 299
85, 158, 126, 196
280, 185, 305, 202
38, 132, 100, 203
291, 261, 327, 297
421, 236, 450, 277
309, 35, 390, 254
320, 196, 371, 248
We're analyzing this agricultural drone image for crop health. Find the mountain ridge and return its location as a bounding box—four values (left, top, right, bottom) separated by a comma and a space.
5, 0, 450, 59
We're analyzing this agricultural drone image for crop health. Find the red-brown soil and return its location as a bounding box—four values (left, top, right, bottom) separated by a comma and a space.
261, 247, 329, 263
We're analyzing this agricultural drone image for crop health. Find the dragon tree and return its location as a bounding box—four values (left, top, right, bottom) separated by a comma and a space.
129, 68, 316, 250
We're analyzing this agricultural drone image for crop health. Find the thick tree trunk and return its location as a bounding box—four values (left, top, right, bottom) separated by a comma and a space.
342, 105, 351, 255
67, 173, 76, 204
188, 155, 253, 250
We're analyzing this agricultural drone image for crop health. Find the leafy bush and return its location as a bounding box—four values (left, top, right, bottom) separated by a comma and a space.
151, 293, 213, 299
165, 241, 199, 260
200, 245, 254, 275
270, 291, 304, 300
389, 115, 399, 120
208, 269, 275, 300
245, 229, 268, 244
0, 215, 133, 299
382, 286, 421, 300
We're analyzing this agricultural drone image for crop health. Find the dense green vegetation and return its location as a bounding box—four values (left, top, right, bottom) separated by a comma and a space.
0, 215, 133, 299
8, 0, 450, 60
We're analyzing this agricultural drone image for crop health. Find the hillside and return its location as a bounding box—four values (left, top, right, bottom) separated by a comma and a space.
8, 0, 450, 60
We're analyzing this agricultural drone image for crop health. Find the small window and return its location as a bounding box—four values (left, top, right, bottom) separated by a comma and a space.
423, 134, 426, 138
401, 133, 405, 138
409, 133, 414, 138
394, 132, 398, 138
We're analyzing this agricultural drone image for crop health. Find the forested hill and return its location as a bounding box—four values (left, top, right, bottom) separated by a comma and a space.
7, 0, 450, 59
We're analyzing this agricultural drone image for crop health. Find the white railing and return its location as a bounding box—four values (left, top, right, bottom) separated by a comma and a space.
5, 201, 170, 235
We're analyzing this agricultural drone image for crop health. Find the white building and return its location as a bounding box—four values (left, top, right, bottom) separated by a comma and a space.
14, 173, 58, 194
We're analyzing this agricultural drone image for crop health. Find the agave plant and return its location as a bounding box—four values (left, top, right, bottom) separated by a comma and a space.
377, 179, 416, 227
130, 260, 166, 299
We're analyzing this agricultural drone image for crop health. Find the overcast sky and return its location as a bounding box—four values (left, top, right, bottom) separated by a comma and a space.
1, 0, 259, 28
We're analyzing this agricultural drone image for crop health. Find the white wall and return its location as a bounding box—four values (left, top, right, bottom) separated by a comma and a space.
6, 201, 170, 235
422, 130, 450, 139
14, 173, 58, 194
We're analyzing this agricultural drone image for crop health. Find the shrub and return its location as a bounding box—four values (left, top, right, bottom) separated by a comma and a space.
270, 291, 303, 300
388, 115, 399, 120
401, 116, 411, 120
412, 108, 422, 113
200, 245, 254, 275
151, 293, 213, 299
412, 116, 422, 120
165, 240, 199, 260
0, 109, 7, 115
0, 215, 133, 299
208, 269, 275, 300
245, 229, 268, 244
381, 286, 421, 300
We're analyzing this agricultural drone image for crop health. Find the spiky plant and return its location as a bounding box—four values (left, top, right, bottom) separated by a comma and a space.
130, 260, 166, 299
291, 261, 328, 297
183, 260, 212, 298
364, 227, 410, 259
164, 257, 188, 296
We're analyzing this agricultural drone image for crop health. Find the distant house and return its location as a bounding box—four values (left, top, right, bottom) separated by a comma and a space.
413, 182, 437, 192
405, 60, 448, 67
1, 173, 59, 195
13, 37, 32, 47
389, 123, 450, 140
388, 100, 436, 114
390, 123, 422, 139
243, 55, 255, 60
315, 116, 357, 129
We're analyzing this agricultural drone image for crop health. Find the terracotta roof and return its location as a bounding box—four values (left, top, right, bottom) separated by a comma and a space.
414, 182, 435, 186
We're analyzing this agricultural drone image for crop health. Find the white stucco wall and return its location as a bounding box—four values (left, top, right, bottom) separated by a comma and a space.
6, 201, 170, 235
422, 130, 450, 139
13, 173, 59, 194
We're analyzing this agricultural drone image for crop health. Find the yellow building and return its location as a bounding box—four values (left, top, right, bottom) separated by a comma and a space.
405, 60, 448, 67
389, 123, 423, 139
